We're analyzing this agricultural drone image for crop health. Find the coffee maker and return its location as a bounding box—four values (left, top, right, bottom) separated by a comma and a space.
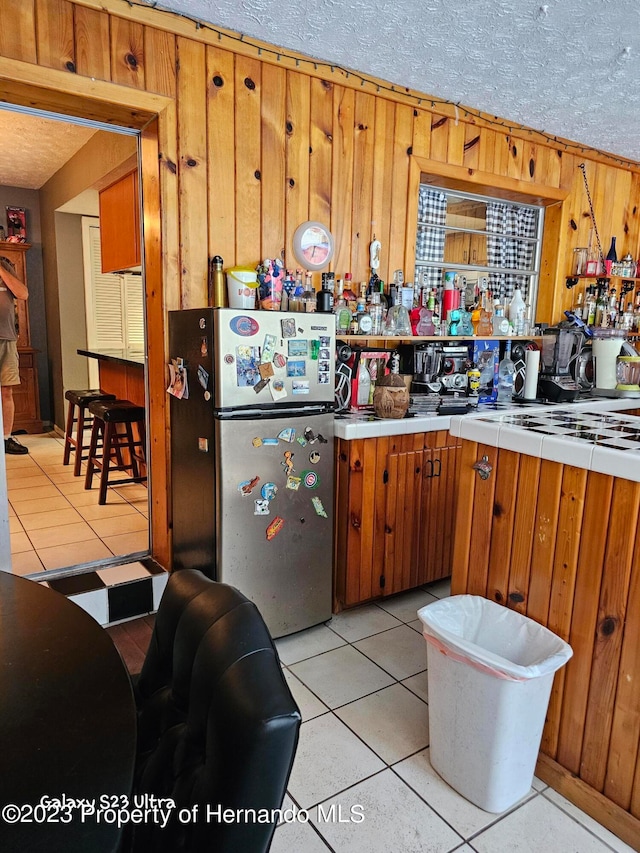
398, 342, 469, 395
538, 327, 583, 402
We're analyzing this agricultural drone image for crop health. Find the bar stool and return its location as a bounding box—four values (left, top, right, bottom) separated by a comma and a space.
84, 399, 147, 505
63, 389, 117, 476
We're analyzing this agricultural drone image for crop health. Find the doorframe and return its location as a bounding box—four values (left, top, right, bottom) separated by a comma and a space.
0, 57, 175, 569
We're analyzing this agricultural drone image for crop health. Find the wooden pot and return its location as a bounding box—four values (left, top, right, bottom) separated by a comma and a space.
373, 374, 410, 419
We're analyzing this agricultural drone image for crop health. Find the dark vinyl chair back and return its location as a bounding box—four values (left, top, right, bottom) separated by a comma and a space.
131, 570, 301, 853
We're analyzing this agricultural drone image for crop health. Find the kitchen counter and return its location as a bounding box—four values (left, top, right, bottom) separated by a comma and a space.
78, 348, 146, 407
450, 394, 640, 847
449, 397, 640, 481
334, 395, 640, 443
78, 347, 146, 367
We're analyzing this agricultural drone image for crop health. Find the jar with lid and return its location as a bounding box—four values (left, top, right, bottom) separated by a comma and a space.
572, 247, 588, 276
620, 253, 635, 278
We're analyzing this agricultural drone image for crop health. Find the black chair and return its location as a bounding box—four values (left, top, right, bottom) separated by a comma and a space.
131, 570, 301, 853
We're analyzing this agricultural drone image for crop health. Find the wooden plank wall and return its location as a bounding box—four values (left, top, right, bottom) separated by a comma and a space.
452, 441, 640, 846
2, 0, 640, 573
1, 0, 637, 313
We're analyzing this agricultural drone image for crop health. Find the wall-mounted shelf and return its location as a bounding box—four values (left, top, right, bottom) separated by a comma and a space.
338, 335, 541, 343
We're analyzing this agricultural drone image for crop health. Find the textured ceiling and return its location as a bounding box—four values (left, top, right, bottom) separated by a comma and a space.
0, 110, 96, 189
155, 0, 640, 162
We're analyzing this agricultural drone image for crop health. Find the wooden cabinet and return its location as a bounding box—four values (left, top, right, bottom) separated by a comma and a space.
334, 429, 460, 609
0, 242, 41, 433
98, 169, 141, 273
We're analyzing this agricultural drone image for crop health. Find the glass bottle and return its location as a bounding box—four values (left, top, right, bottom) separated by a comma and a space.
497, 341, 515, 403
356, 359, 371, 406
606, 237, 618, 263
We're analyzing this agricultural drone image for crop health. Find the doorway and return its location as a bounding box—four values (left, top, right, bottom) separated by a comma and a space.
0, 105, 152, 578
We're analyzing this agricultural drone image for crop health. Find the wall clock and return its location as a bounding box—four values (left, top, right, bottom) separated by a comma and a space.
292, 221, 334, 271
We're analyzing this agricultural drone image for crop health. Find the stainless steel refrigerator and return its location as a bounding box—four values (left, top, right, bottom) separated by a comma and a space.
169, 307, 335, 637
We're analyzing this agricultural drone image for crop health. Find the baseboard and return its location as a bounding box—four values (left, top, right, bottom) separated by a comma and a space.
535, 753, 640, 850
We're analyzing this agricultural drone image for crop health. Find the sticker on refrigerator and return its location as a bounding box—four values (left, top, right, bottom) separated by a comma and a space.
261, 482, 278, 501
302, 470, 319, 489
287, 360, 306, 378
288, 339, 308, 357
319, 336, 331, 347
278, 427, 296, 443
292, 380, 310, 395
236, 346, 260, 387
281, 317, 297, 338
266, 516, 284, 541
229, 315, 259, 337
254, 499, 270, 516
312, 496, 328, 518
201, 338, 208, 356
270, 379, 287, 402
198, 437, 209, 453
238, 476, 260, 496
286, 475, 302, 491
197, 364, 209, 389
261, 334, 277, 363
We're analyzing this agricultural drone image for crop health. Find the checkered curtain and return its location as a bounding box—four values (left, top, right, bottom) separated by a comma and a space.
416, 187, 447, 290
486, 202, 537, 302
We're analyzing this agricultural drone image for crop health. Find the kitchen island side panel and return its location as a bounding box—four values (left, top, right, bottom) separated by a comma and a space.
451, 438, 640, 848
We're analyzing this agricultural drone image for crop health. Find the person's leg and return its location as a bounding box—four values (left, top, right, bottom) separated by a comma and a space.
0, 341, 28, 455
1, 385, 14, 437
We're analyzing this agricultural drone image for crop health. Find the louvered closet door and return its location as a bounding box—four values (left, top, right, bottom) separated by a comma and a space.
87, 222, 126, 349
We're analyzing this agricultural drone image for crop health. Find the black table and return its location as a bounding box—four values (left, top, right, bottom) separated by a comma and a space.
0, 571, 136, 852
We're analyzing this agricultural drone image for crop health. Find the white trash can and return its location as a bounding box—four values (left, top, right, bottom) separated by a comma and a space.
418, 595, 572, 813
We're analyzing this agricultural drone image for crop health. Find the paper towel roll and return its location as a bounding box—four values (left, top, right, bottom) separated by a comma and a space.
523, 349, 540, 400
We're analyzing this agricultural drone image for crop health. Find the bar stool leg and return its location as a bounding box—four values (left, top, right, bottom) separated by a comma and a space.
99, 422, 115, 505
62, 401, 75, 467
124, 423, 140, 479
73, 405, 88, 477
84, 419, 101, 492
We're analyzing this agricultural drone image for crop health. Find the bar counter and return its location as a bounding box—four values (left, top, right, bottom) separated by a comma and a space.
78, 348, 146, 407
448, 397, 640, 847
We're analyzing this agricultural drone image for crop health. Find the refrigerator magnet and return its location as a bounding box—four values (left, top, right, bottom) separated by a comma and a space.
259, 362, 274, 380
312, 497, 328, 518
292, 380, 310, 395
239, 476, 260, 496
261, 482, 278, 501
277, 427, 296, 443
288, 339, 308, 357
274, 352, 287, 369
302, 470, 319, 489
286, 475, 301, 491
197, 364, 209, 389
266, 517, 284, 541
281, 318, 296, 338
261, 334, 277, 362
296, 434, 308, 447
252, 437, 263, 447
270, 379, 287, 402
309, 451, 320, 464
287, 360, 306, 378
254, 499, 270, 516
253, 377, 269, 394
281, 451, 295, 475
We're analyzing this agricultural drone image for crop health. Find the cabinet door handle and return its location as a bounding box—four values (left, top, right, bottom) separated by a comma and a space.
433, 458, 441, 478
424, 458, 434, 479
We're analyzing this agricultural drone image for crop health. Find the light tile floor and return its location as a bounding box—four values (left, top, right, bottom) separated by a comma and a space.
6, 431, 149, 575
271, 580, 635, 853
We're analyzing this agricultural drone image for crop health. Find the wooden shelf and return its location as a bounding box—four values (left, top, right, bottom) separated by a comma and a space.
337, 334, 541, 342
